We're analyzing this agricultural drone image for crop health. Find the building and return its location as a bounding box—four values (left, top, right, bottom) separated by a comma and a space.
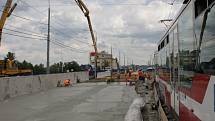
90, 51, 118, 70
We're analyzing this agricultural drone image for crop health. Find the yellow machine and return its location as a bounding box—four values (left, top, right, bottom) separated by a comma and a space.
0, 60, 32, 76
0, 1, 30, 76
0, 53, 32, 76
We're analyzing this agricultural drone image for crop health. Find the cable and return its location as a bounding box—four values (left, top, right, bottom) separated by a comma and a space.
52, 38, 90, 52
18, 0, 91, 45
9, 3, 152, 7
12, 14, 48, 25
19, 0, 69, 29
2, 32, 89, 53
0, 10, 48, 25
2, 32, 46, 40
50, 40, 89, 53
51, 42, 87, 53
3, 28, 47, 38
2, 1, 91, 51
52, 35, 92, 49
1, 9, 91, 47
5, 24, 48, 36
50, 27, 91, 45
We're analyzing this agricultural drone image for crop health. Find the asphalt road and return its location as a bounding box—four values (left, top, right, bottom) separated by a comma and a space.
0, 82, 137, 121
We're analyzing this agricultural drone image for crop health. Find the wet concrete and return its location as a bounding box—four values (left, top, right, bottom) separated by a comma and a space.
0, 82, 137, 121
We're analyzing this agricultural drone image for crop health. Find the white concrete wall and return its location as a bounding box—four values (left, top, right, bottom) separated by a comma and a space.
97, 71, 111, 78
124, 97, 145, 121
0, 72, 89, 101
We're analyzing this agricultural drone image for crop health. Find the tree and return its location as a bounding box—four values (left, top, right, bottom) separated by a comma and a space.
49, 61, 64, 74
16, 60, 33, 70
64, 61, 81, 72
6, 52, 15, 60
33, 64, 46, 75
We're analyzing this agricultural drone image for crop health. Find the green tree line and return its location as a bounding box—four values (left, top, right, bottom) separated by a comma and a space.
16, 60, 81, 75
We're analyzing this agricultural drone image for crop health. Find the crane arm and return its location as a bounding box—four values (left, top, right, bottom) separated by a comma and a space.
75, 0, 98, 78
75, 0, 89, 16
74, 0, 97, 54
0, 0, 17, 46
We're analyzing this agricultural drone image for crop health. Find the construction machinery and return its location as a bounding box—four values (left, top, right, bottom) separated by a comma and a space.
75, 0, 98, 78
0, 1, 31, 76
0, 52, 32, 76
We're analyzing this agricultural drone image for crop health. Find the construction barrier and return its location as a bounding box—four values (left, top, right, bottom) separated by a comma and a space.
0, 72, 89, 101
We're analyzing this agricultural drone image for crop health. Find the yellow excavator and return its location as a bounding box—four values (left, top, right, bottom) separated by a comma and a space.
0, 52, 32, 76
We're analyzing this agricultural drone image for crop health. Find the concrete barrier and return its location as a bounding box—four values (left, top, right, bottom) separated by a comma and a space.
0, 72, 89, 101
97, 71, 111, 78
124, 97, 145, 121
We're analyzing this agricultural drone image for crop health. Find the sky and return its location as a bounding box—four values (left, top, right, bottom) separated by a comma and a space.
0, 0, 183, 65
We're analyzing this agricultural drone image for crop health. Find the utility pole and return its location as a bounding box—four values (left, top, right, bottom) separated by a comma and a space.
132, 59, 134, 71
75, 0, 98, 78
0, 0, 17, 46
124, 54, 126, 67
47, 0, 50, 74
118, 50, 120, 67
111, 46, 113, 79
60, 48, 64, 73
94, 31, 97, 77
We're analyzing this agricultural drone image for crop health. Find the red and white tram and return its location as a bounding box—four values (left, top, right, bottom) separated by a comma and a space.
155, 0, 215, 120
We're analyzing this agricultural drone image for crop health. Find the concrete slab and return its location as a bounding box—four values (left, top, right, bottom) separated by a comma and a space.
0, 82, 137, 121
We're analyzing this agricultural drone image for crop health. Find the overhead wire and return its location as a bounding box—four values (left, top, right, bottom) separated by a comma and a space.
50, 43, 81, 63
1, 0, 92, 56
18, 0, 92, 46
51, 37, 90, 52
2, 31, 89, 53
7, 2, 155, 7
3, 28, 47, 38
2, 32, 46, 40
0, 9, 48, 25
5, 24, 47, 36
44, 0, 183, 6
50, 40, 88, 53
1, 22, 88, 53
0, 18, 89, 53
2, 0, 90, 45
18, 0, 85, 32
50, 27, 91, 45
1, 10, 90, 46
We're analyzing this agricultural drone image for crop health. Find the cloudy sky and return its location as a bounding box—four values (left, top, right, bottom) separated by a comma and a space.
0, 0, 183, 65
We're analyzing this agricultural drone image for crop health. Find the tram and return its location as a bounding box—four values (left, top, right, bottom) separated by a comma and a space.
154, 0, 215, 120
